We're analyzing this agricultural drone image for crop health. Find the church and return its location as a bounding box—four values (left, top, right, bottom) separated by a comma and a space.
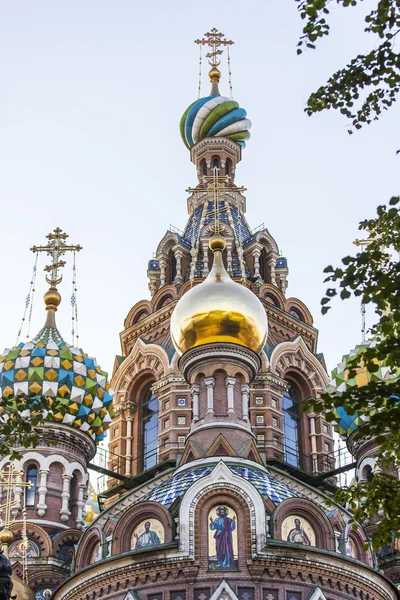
0, 28, 399, 600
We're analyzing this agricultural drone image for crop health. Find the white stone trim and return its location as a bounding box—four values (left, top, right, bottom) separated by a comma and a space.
179, 460, 266, 558
209, 580, 239, 600
307, 587, 327, 600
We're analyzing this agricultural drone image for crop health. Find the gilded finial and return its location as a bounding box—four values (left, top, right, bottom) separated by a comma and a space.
195, 28, 234, 95
31, 228, 82, 328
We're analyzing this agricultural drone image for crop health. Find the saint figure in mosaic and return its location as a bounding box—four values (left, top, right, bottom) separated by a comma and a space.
209, 506, 237, 569
286, 518, 311, 545
134, 521, 161, 549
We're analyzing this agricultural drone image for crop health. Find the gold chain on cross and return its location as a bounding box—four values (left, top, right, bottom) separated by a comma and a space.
31, 227, 82, 288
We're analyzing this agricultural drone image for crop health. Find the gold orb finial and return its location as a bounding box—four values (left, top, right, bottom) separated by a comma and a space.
208, 67, 221, 83
209, 234, 226, 252
0, 528, 14, 545
44, 287, 61, 311
171, 236, 268, 356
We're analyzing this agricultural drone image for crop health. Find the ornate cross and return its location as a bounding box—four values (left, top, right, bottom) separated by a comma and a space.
0, 464, 32, 528
31, 227, 82, 288
187, 169, 246, 236
195, 28, 234, 69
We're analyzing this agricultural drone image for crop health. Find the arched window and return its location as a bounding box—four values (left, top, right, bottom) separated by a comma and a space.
26, 465, 37, 507
225, 158, 232, 176
201, 159, 207, 176
282, 383, 301, 468
289, 308, 304, 322
168, 249, 177, 283
212, 156, 220, 171
142, 385, 159, 471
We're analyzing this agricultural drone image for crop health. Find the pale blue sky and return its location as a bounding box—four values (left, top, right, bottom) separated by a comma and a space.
0, 1, 398, 377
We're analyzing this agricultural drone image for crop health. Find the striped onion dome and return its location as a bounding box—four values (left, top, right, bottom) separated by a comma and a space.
180, 95, 251, 150
326, 342, 398, 437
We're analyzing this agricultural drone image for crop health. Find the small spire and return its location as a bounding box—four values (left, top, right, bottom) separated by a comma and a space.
195, 28, 234, 96
30, 228, 82, 330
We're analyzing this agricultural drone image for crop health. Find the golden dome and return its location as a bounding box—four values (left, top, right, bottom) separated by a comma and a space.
11, 572, 36, 600
171, 235, 268, 356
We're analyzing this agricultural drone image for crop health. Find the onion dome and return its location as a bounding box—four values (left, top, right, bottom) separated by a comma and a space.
0, 288, 114, 443
180, 95, 251, 150
326, 342, 398, 437
170, 235, 268, 356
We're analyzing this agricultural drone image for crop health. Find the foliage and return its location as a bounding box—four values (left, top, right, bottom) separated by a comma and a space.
296, 0, 400, 131
0, 397, 64, 460
306, 197, 400, 549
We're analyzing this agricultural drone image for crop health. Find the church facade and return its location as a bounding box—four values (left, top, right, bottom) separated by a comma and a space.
51, 30, 398, 600
0, 28, 399, 600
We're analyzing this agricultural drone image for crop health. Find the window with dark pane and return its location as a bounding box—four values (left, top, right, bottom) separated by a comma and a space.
170, 592, 186, 600
238, 588, 254, 600
148, 595, 162, 600
142, 384, 159, 471
26, 465, 37, 507
282, 382, 301, 468
286, 592, 302, 600
263, 591, 278, 600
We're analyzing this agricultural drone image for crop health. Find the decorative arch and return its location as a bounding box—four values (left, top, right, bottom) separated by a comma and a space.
179, 461, 266, 558
151, 285, 178, 312
75, 524, 105, 569
255, 231, 279, 254
272, 497, 335, 551
155, 231, 179, 258
269, 336, 329, 396
9, 522, 52, 558
111, 338, 170, 394
259, 284, 285, 310
125, 299, 153, 328
52, 528, 82, 557
112, 501, 173, 555
285, 296, 313, 325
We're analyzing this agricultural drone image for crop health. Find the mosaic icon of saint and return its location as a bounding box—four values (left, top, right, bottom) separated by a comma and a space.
286, 518, 311, 545
134, 521, 161, 549
209, 506, 236, 567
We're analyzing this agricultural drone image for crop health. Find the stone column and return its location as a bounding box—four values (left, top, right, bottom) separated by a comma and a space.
191, 384, 200, 421
125, 416, 134, 476
174, 248, 183, 283
269, 258, 276, 286
159, 257, 167, 287
226, 242, 233, 276
253, 250, 261, 279
76, 482, 87, 530
202, 241, 209, 277
60, 474, 72, 522
309, 412, 318, 473
204, 377, 215, 415
241, 384, 250, 420
225, 376, 236, 414
36, 468, 49, 517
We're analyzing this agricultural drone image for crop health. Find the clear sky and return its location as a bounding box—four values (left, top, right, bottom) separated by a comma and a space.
0, 1, 398, 379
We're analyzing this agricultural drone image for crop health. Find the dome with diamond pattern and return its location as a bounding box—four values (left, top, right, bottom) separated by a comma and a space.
0, 304, 114, 443
326, 341, 398, 438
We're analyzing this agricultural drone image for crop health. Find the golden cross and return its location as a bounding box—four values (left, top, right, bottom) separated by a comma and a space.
31, 227, 82, 288
195, 28, 234, 69
187, 169, 246, 236
0, 464, 33, 528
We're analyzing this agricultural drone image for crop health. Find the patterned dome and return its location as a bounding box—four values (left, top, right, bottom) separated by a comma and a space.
326, 342, 397, 437
180, 95, 251, 150
0, 325, 114, 442
140, 464, 301, 508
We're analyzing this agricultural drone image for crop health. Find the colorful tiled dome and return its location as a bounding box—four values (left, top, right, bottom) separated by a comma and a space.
326, 342, 397, 437
180, 95, 251, 150
0, 325, 114, 443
